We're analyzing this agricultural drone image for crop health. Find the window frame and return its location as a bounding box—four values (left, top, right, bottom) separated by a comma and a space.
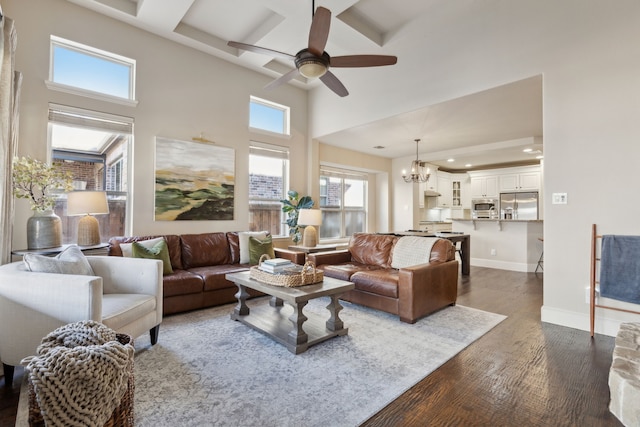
47, 35, 138, 107
249, 96, 290, 137
319, 167, 368, 240
48, 104, 134, 241
248, 142, 290, 237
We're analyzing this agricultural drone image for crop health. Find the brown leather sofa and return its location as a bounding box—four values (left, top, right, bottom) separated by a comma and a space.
109, 232, 304, 315
308, 233, 458, 323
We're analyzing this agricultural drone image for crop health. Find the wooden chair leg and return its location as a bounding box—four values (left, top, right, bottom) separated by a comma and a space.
2, 363, 14, 388
150, 325, 160, 345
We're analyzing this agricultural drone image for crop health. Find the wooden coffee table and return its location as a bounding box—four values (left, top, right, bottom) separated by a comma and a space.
225, 271, 354, 354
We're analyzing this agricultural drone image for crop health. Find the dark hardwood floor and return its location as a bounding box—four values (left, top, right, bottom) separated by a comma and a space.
363, 267, 622, 427
1, 267, 622, 427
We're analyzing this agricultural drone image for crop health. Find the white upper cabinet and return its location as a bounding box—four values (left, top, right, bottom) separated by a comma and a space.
437, 173, 452, 207
470, 175, 499, 198
499, 171, 540, 192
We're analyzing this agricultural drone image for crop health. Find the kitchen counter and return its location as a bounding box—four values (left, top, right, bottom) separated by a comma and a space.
451, 219, 543, 272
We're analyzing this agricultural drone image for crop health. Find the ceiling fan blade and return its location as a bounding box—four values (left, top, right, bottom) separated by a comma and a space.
308, 6, 331, 57
330, 55, 398, 68
320, 71, 349, 97
264, 68, 300, 91
228, 41, 295, 61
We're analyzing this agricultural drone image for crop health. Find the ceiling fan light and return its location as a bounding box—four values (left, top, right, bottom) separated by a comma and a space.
298, 61, 327, 78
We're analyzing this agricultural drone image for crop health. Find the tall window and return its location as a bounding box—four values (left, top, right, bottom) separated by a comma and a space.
48, 104, 132, 243
249, 96, 290, 135
249, 143, 289, 236
319, 167, 367, 239
48, 35, 136, 102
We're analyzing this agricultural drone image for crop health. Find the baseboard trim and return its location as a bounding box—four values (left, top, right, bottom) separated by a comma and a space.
471, 258, 536, 272
541, 305, 629, 337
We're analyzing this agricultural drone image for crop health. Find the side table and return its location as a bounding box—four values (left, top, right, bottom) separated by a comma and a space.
11, 243, 110, 258
288, 244, 338, 254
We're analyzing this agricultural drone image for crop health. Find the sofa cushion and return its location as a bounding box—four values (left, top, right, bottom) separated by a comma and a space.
226, 232, 241, 264
351, 269, 399, 299
162, 269, 204, 297
238, 231, 268, 264
109, 235, 183, 270
249, 235, 275, 265
131, 240, 173, 275
321, 263, 382, 281
189, 265, 249, 291
24, 245, 94, 276
181, 232, 231, 269
349, 233, 398, 268
120, 237, 164, 257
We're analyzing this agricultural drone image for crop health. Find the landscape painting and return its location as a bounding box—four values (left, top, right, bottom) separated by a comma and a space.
155, 137, 235, 221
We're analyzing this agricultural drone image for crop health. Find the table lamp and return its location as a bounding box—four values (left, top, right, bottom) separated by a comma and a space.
67, 191, 109, 246
297, 209, 322, 247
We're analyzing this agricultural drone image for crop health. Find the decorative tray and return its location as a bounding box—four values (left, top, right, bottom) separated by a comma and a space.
250, 256, 323, 287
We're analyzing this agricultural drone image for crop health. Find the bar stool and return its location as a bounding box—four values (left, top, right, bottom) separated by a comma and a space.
535, 237, 544, 273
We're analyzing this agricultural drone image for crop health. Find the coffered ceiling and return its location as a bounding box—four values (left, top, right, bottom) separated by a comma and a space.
65, 0, 543, 170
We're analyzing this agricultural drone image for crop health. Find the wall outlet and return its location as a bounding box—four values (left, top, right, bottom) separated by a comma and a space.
552, 193, 568, 204
490, 248, 497, 256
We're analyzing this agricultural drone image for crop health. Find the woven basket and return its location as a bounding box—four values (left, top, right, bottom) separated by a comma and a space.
250, 255, 323, 287
28, 333, 135, 427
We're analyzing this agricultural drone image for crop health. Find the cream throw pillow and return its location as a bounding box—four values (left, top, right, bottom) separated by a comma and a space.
24, 245, 95, 275
238, 231, 268, 264
120, 237, 165, 258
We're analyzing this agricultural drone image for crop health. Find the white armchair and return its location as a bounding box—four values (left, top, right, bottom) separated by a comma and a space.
0, 256, 163, 386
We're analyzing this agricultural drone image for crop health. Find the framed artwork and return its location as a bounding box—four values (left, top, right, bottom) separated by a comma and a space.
154, 137, 235, 221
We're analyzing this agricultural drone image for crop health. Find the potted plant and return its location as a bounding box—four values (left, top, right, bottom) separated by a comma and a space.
12, 156, 73, 249
280, 190, 314, 244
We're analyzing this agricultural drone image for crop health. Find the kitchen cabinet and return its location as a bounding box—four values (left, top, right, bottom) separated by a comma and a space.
470, 175, 498, 198
437, 174, 452, 207
499, 172, 540, 192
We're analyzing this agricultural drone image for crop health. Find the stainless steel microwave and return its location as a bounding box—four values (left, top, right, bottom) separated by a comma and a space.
471, 198, 498, 218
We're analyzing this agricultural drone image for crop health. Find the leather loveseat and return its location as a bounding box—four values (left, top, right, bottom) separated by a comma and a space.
109, 232, 304, 315
308, 233, 458, 323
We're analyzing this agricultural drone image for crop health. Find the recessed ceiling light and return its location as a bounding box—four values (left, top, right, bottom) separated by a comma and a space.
523, 148, 533, 153
447, 158, 454, 162
465, 163, 472, 168
373, 145, 385, 149
536, 155, 544, 159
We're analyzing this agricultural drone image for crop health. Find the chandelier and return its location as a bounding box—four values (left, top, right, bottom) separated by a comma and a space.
402, 139, 430, 183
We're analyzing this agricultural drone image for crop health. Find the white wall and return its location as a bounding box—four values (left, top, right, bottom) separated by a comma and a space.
311, 0, 640, 336
4, 0, 309, 249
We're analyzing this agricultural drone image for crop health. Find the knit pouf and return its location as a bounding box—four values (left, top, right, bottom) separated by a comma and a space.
23, 320, 135, 427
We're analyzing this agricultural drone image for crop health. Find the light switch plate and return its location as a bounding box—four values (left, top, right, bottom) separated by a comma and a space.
552, 193, 568, 204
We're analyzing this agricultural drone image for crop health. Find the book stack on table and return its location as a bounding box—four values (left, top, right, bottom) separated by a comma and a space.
259, 258, 295, 274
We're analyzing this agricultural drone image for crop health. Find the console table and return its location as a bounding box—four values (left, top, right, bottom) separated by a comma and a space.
11, 243, 110, 258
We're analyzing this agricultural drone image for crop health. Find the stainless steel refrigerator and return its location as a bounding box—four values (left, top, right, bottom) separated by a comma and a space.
499, 192, 539, 220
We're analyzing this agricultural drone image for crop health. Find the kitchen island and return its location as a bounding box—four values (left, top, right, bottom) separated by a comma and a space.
451, 219, 543, 272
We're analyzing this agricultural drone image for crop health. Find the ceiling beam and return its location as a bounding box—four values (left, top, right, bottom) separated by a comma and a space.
136, 0, 196, 31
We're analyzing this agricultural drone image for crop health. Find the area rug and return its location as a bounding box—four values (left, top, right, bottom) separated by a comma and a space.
130, 298, 505, 426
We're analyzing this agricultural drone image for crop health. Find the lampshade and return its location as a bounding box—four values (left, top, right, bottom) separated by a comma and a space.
298, 209, 322, 248
67, 191, 109, 216
67, 191, 109, 246
298, 209, 322, 226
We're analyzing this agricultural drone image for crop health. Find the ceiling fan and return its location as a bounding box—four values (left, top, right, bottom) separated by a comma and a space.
227, 2, 397, 97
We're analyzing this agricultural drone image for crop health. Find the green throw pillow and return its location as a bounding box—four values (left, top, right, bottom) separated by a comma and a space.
249, 235, 275, 265
132, 239, 173, 275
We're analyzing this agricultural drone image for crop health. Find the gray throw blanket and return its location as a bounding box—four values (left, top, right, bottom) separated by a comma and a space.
600, 235, 640, 304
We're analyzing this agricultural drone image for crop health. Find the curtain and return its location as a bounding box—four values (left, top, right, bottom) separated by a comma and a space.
0, 14, 22, 265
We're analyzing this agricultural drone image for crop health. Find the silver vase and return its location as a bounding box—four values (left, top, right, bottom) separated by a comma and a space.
27, 210, 62, 249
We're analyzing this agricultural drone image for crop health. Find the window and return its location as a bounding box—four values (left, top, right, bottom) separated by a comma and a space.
249, 143, 289, 236
319, 167, 368, 239
249, 96, 290, 135
48, 36, 136, 103
48, 104, 132, 244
